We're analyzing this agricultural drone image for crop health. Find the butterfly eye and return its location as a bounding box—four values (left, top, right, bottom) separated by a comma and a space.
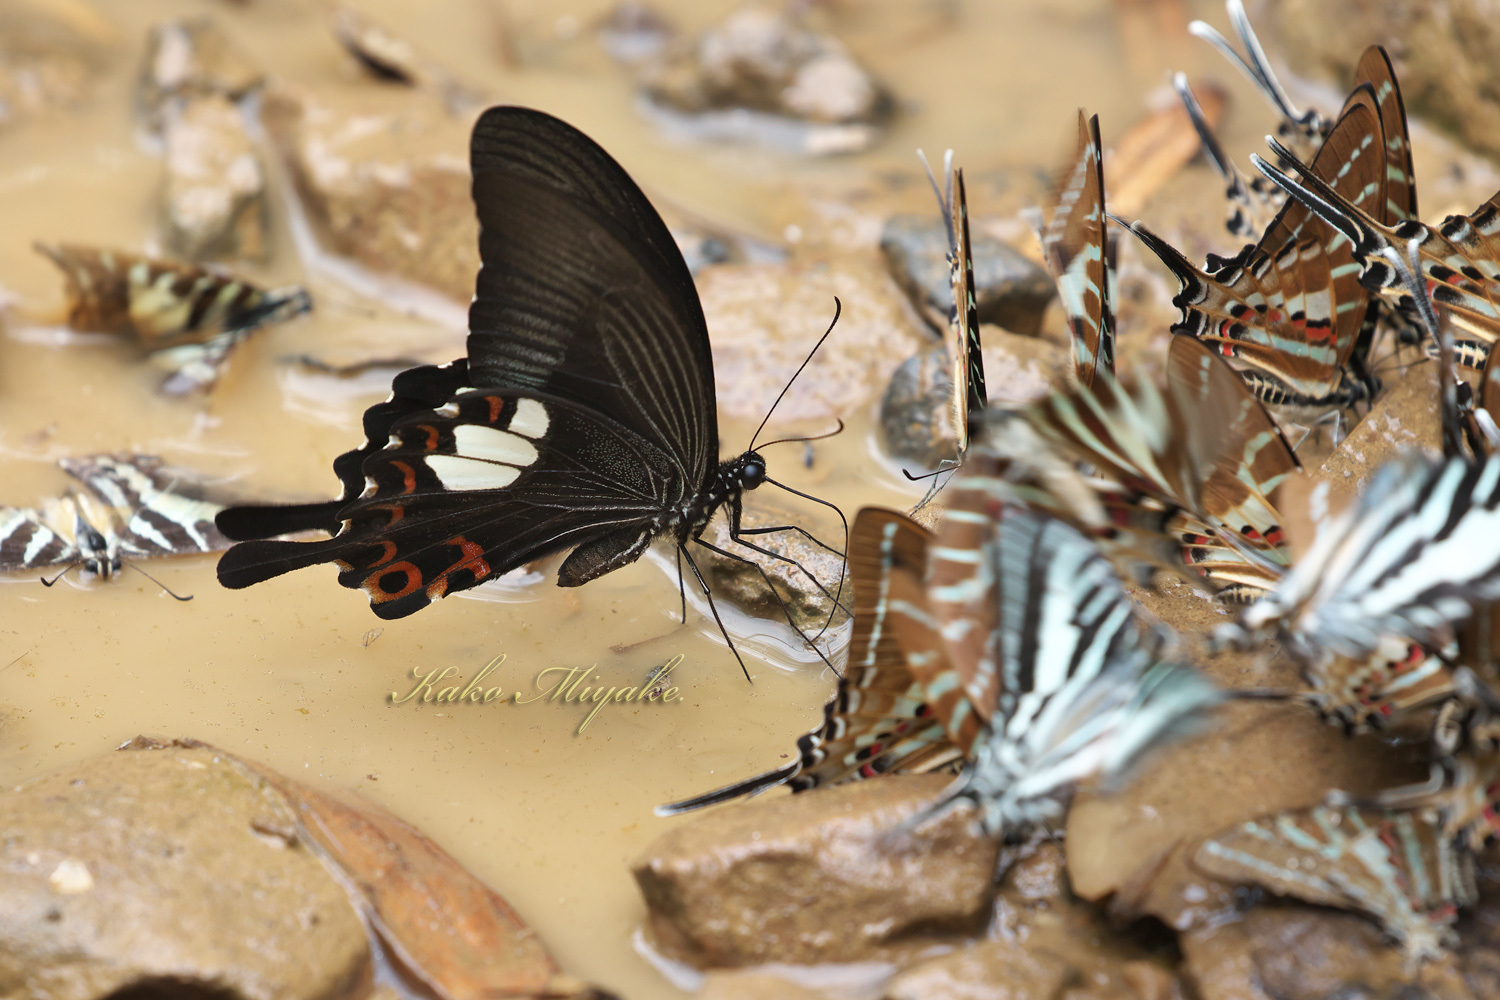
739, 459, 766, 490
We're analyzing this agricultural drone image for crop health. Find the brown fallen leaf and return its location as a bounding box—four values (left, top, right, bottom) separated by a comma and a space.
122, 737, 613, 1000
1105, 81, 1228, 219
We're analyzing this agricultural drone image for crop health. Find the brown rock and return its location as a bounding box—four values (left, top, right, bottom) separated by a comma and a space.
879, 213, 1056, 338
633, 772, 1001, 967
700, 257, 925, 422
1182, 908, 1470, 1000
0, 743, 371, 1000
1064, 582, 1429, 931
138, 17, 263, 131
1319, 364, 1443, 494
162, 94, 266, 259
263, 84, 478, 303
1272, 0, 1500, 162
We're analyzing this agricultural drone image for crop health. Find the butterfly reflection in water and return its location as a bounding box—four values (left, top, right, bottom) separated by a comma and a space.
215, 106, 847, 676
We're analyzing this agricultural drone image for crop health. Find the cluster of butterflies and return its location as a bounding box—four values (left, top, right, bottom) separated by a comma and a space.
9, 0, 1500, 968
657, 0, 1500, 966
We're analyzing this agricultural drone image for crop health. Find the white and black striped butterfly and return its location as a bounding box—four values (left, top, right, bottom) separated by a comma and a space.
215, 106, 842, 674
1, 455, 231, 593
918, 504, 1223, 836
1195, 803, 1474, 965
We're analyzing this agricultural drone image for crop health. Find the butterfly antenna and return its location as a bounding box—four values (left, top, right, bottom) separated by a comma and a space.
917, 147, 957, 248
40, 563, 78, 587
125, 562, 194, 601
748, 297, 842, 453
755, 417, 846, 451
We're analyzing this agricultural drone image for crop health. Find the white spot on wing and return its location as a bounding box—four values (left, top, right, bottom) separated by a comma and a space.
452, 424, 538, 466
427, 455, 521, 490
510, 398, 549, 439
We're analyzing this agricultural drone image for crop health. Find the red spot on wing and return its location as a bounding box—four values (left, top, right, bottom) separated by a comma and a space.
418, 424, 440, 450
486, 395, 504, 423
364, 561, 423, 603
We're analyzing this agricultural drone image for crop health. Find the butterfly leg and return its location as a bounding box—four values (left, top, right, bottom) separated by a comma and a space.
676, 545, 688, 625
677, 542, 752, 683
691, 535, 841, 676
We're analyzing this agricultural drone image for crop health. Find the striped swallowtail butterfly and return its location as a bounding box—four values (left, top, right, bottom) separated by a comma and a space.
656, 507, 971, 815
918, 503, 1223, 836
1127, 82, 1388, 413
1, 454, 232, 592
974, 335, 1300, 602
1195, 803, 1475, 965
215, 107, 843, 675
1040, 111, 1115, 388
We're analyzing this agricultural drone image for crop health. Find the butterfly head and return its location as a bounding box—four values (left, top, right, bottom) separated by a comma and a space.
71, 507, 120, 580
734, 452, 768, 492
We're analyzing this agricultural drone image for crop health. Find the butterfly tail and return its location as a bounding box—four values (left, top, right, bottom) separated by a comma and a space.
216, 501, 344, 541
653, 760, 801, 816
216, 537, 345, 589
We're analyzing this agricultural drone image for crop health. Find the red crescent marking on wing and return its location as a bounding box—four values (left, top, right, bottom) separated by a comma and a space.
391, 460, 417, 495
418, 424, 440, 451
440, 535, 493, 584
486, 395, 504, 423
368, 540, 399, 567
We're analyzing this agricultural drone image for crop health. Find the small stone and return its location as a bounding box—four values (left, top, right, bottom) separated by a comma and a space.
693, 494, 849, 636
883, 937, 1075, 1000
262, 84, 477, 302
635, 4, 890, 154
878, 332, 1062, 468
328, 2, 483, 116
138, 17, 263, 132
598, 2, 676, 65
633, 773, 1001, 967
162, 94, 266, 260
0, 2, 113, 126
47, 859, 94, 895
879, 214, 1056, 337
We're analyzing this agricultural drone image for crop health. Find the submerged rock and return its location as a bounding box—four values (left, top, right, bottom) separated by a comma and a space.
138, 17, 263, 132
699, 257, 924, 422
694, 495, 849, 636
634, 772, 1001, 967
0, 742, 370, 1000
263, 85, 477, 302
162, 94, 266, 260
598, 1, 677, 66
635, 4, 891, 154
0, 2, 113, 126
883, 938, 1075, 1000
879, 213, 1055, 338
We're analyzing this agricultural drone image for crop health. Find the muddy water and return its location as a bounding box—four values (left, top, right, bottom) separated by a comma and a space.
0, 0, 1267, 996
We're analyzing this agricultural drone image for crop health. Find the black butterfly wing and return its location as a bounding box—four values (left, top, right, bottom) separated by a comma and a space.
217, 386, 691, 617
466, 106, 719, 483
218, 107, 724, 612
